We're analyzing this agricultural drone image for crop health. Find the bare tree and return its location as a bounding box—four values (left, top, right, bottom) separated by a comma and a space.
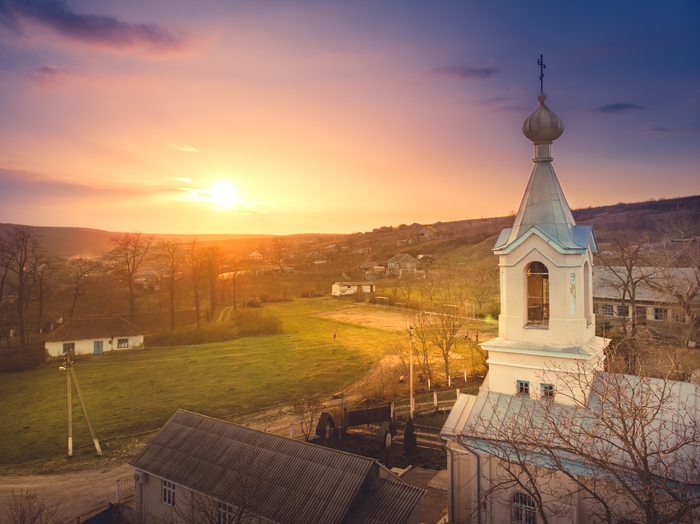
596, 229, 656, 373
157, 240, 184, 331
289, 397, 323, 441
1, 226, 45, 350
104, 232, 153, 320
422, 304, 465, 383
403, 313, 435, 386
65, 257, 100, 319
460, 363, 700, 524
31, 251, 59, 332
399, 274, 418, 302
1, 489, 64, 524
220, 251, 244, 310
272, 237, 286, 267
465, 259, 498, 311
187, 239, 204, 329
201, 245, 222, 319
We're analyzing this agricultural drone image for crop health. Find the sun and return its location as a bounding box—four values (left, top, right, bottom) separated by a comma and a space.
211, 180, 237, 206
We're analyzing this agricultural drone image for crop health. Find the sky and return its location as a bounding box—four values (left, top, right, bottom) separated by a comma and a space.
0, 0, 698, 235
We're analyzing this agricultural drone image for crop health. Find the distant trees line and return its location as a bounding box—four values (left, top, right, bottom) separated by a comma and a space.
0, 226, 248, 352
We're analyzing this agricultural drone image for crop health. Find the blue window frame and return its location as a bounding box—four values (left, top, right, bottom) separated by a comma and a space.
62, 342, 75, 354
117, 338, 129, 349
517, 380, 530, 396
541, 383, 554, 398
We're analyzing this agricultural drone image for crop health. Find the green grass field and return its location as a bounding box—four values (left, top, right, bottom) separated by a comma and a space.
0, 299, 397, 470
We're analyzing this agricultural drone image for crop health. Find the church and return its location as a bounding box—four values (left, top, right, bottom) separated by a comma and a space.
439, 89, 700, 523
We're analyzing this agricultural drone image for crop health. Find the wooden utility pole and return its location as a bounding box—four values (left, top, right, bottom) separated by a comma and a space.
409, 326, 414, 418
60, 355, 102, 456
67, 365, 72, 457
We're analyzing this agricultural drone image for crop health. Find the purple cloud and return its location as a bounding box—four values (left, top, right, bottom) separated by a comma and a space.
591, 103, 647, 114
26, 65, 82, 89
430, 66, 499, 80
0, 0, 191, 53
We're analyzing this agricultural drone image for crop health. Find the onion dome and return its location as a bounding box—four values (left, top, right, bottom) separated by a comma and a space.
522, 93, 564, 145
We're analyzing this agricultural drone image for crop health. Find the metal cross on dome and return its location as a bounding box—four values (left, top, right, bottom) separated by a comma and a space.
538, 54, 546, 93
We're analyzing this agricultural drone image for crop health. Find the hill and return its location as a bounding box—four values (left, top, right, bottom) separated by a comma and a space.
0, 224, 271, 258
1, 194, 698, 262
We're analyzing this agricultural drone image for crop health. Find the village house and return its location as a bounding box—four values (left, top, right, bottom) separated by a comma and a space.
249, 250, 264, 261
439, 91, 700, 523
130, 410, 426, 524
132, 269, 160, 290
386, 253, 419, 275
45, 317, 143, 357
418, 226, 439, 241
331, 281, 376, 296
306, 251, 329, 264
593, 265, 699, 341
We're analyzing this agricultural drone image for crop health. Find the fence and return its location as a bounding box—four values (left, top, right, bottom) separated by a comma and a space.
64, 503, 112, 524
393, 388, 462, 419
116, 474, 135, 504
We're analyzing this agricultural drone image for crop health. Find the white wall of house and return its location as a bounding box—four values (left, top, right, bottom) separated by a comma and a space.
46, 335, 144, 357
135, 470, 272, 524
332, 283, 375, 296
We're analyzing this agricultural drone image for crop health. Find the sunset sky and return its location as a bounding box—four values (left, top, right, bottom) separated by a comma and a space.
0, 0, 698, 235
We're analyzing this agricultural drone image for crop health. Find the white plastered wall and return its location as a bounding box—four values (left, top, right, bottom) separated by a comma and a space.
498, 235, 596, 347
46, 335, 144, 357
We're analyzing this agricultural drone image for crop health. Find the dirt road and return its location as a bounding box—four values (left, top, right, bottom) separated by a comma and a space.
0, 462, 133, 519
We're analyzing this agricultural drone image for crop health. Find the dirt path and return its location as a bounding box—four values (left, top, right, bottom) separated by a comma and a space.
0, 462, 133, 518
313, 305, 406, 332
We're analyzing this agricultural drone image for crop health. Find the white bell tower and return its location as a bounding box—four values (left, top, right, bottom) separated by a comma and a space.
480, 92, 607, 405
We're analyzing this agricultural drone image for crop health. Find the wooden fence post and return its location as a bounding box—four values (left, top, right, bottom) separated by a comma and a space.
289, 424, 294, 439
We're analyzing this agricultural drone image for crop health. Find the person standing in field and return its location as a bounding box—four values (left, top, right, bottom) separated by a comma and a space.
333, 330, 336, 341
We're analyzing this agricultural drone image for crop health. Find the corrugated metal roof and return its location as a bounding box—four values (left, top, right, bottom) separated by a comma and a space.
45, 316, 142, 342
131, 411, 422, 524
344, 477, 426, 524
446, 372, 700, 486
593, 266, 699, 304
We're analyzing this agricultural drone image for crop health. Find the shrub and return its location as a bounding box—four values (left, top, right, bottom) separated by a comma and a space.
145, 309, 283, 347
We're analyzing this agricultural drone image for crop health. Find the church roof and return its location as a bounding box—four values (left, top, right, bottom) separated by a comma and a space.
494, 93, 596, 254
442, 373, 700, 488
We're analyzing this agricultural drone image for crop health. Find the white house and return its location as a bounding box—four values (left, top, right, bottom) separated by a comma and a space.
331, 281, 376, 296
439, 91, 700, 523
45, 317, 144, 357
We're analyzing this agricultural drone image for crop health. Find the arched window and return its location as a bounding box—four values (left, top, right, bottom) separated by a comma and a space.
512, 492, 536, 524
526, 262, 549, 326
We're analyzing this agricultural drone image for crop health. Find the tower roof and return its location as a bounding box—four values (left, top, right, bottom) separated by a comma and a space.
494, 93, 595, 254
523, 93, 564, 144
